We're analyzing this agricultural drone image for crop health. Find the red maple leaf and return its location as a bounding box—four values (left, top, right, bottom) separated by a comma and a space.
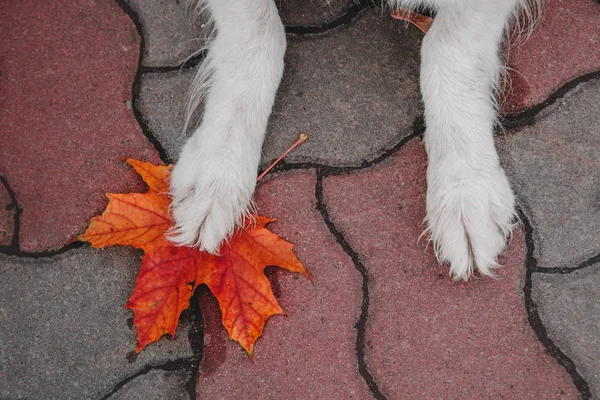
80, 159, 309, 355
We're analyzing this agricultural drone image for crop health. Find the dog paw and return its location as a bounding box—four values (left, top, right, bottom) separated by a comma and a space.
425, 157, 517, 281
168, 140, 256, 254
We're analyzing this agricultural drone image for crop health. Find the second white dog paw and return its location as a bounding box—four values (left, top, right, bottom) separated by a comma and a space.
425, 156, 517, 281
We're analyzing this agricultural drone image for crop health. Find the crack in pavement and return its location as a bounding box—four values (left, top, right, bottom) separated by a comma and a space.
0, 173, 87, 258
502, 70, 600, 129
285, 0, 372, 36
135, 2, 373, 76
531, 251, 600, 275
98, 289, 204, 400
520, 208, 592, 399
98, 359, 196, 400
315, 169, 386, 400
115, 0, 172, 164
0, 173, 22, 253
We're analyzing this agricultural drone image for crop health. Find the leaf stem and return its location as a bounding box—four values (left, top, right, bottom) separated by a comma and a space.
256, 133, 308, 182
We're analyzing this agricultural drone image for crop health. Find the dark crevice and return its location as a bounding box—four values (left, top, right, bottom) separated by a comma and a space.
519, 208, 592, 399
531, 251, 600, 275
259, 117, 425, 178
0, 241, 86, 258
513, 196, 600, 275
315, 170, 386, 400
114, 0, 172, 164
285, 0, 372, 36
501, 70, 600, 129
137, 1, 373, 74
0, 173, 22, 253
0, 174, 85, 258
140, 52, 206, 74
183, 289, 204, 399
98, 358, 195, 400
259, 70, 600, 179
98, 289, 204, 400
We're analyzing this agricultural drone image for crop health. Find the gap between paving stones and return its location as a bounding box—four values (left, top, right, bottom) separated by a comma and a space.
519, 210, 592, 398
99, 359, 195, 400
99, 289, 204, 400
133, 2, 373, 75
503, 70, 600, 129
0, 172, 86, 258
531, 251, 600, 275
285, 0, 372, 35
314, 170, 386, 400
115, 0, 172, 164
0, 173, 21, 252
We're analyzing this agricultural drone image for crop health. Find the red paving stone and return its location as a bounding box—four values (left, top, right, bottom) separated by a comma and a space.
505, 0, 600, 112
0, 0, 160, 252
196, 170, 373, 399
323, 139, 577, 398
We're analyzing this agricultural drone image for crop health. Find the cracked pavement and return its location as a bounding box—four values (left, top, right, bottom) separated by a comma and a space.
1, 0, 599, 398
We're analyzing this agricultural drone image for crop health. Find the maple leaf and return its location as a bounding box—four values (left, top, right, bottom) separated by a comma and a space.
391, 8, 433, 33
196, 216, 307, 354
80, 160, 308, 355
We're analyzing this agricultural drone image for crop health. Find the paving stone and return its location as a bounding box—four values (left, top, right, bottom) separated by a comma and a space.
137, 70, 192, 162
277, 0, 350, 26
195, 170, 372, 399
532, 264, 600, 397
0, 0, 161, 253
323, 139, 577, 398
137, 9, 423, 167
127, 0, 350, 68
499, 78, 600, 270
0, 178, 15, 247
108, 368, 189, 400
505, 0, 600, 112
266, 10, 422, 167
0, 247, 194, 399
124, 0, 209, 68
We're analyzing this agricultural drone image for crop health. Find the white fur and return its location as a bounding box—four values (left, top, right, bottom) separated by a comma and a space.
415, 0, 522, 280
171, 0, 536, 279
169, 0, 286, 254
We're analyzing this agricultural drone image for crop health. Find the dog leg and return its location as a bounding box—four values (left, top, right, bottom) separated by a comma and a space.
420, 1, 521, 280
169, 0, 286, 253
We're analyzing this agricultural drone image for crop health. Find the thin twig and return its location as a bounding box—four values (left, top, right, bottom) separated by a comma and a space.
257, 133, 309, 182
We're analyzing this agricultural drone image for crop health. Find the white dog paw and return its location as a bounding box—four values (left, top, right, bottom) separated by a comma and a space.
168, 141, 256, 254
425, 157, 517, 281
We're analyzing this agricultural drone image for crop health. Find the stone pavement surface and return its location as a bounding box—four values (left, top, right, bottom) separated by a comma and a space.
0, 0, 598, 399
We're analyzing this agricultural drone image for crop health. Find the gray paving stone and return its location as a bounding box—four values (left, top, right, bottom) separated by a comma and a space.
499, 78, 600, 269
277, 0, 350, 26
125, 0, 208, 68
126, 0, 349, 68
266, 10, 422, 166
108, 369, 189, 400
138, 69, 192, 161
0, 247, 194, 400
532, 264, 600, 397
138, 9, 423, 167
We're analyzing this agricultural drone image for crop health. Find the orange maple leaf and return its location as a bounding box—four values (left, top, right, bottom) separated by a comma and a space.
80, 160, 309, 355
391, 8, 433, 33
